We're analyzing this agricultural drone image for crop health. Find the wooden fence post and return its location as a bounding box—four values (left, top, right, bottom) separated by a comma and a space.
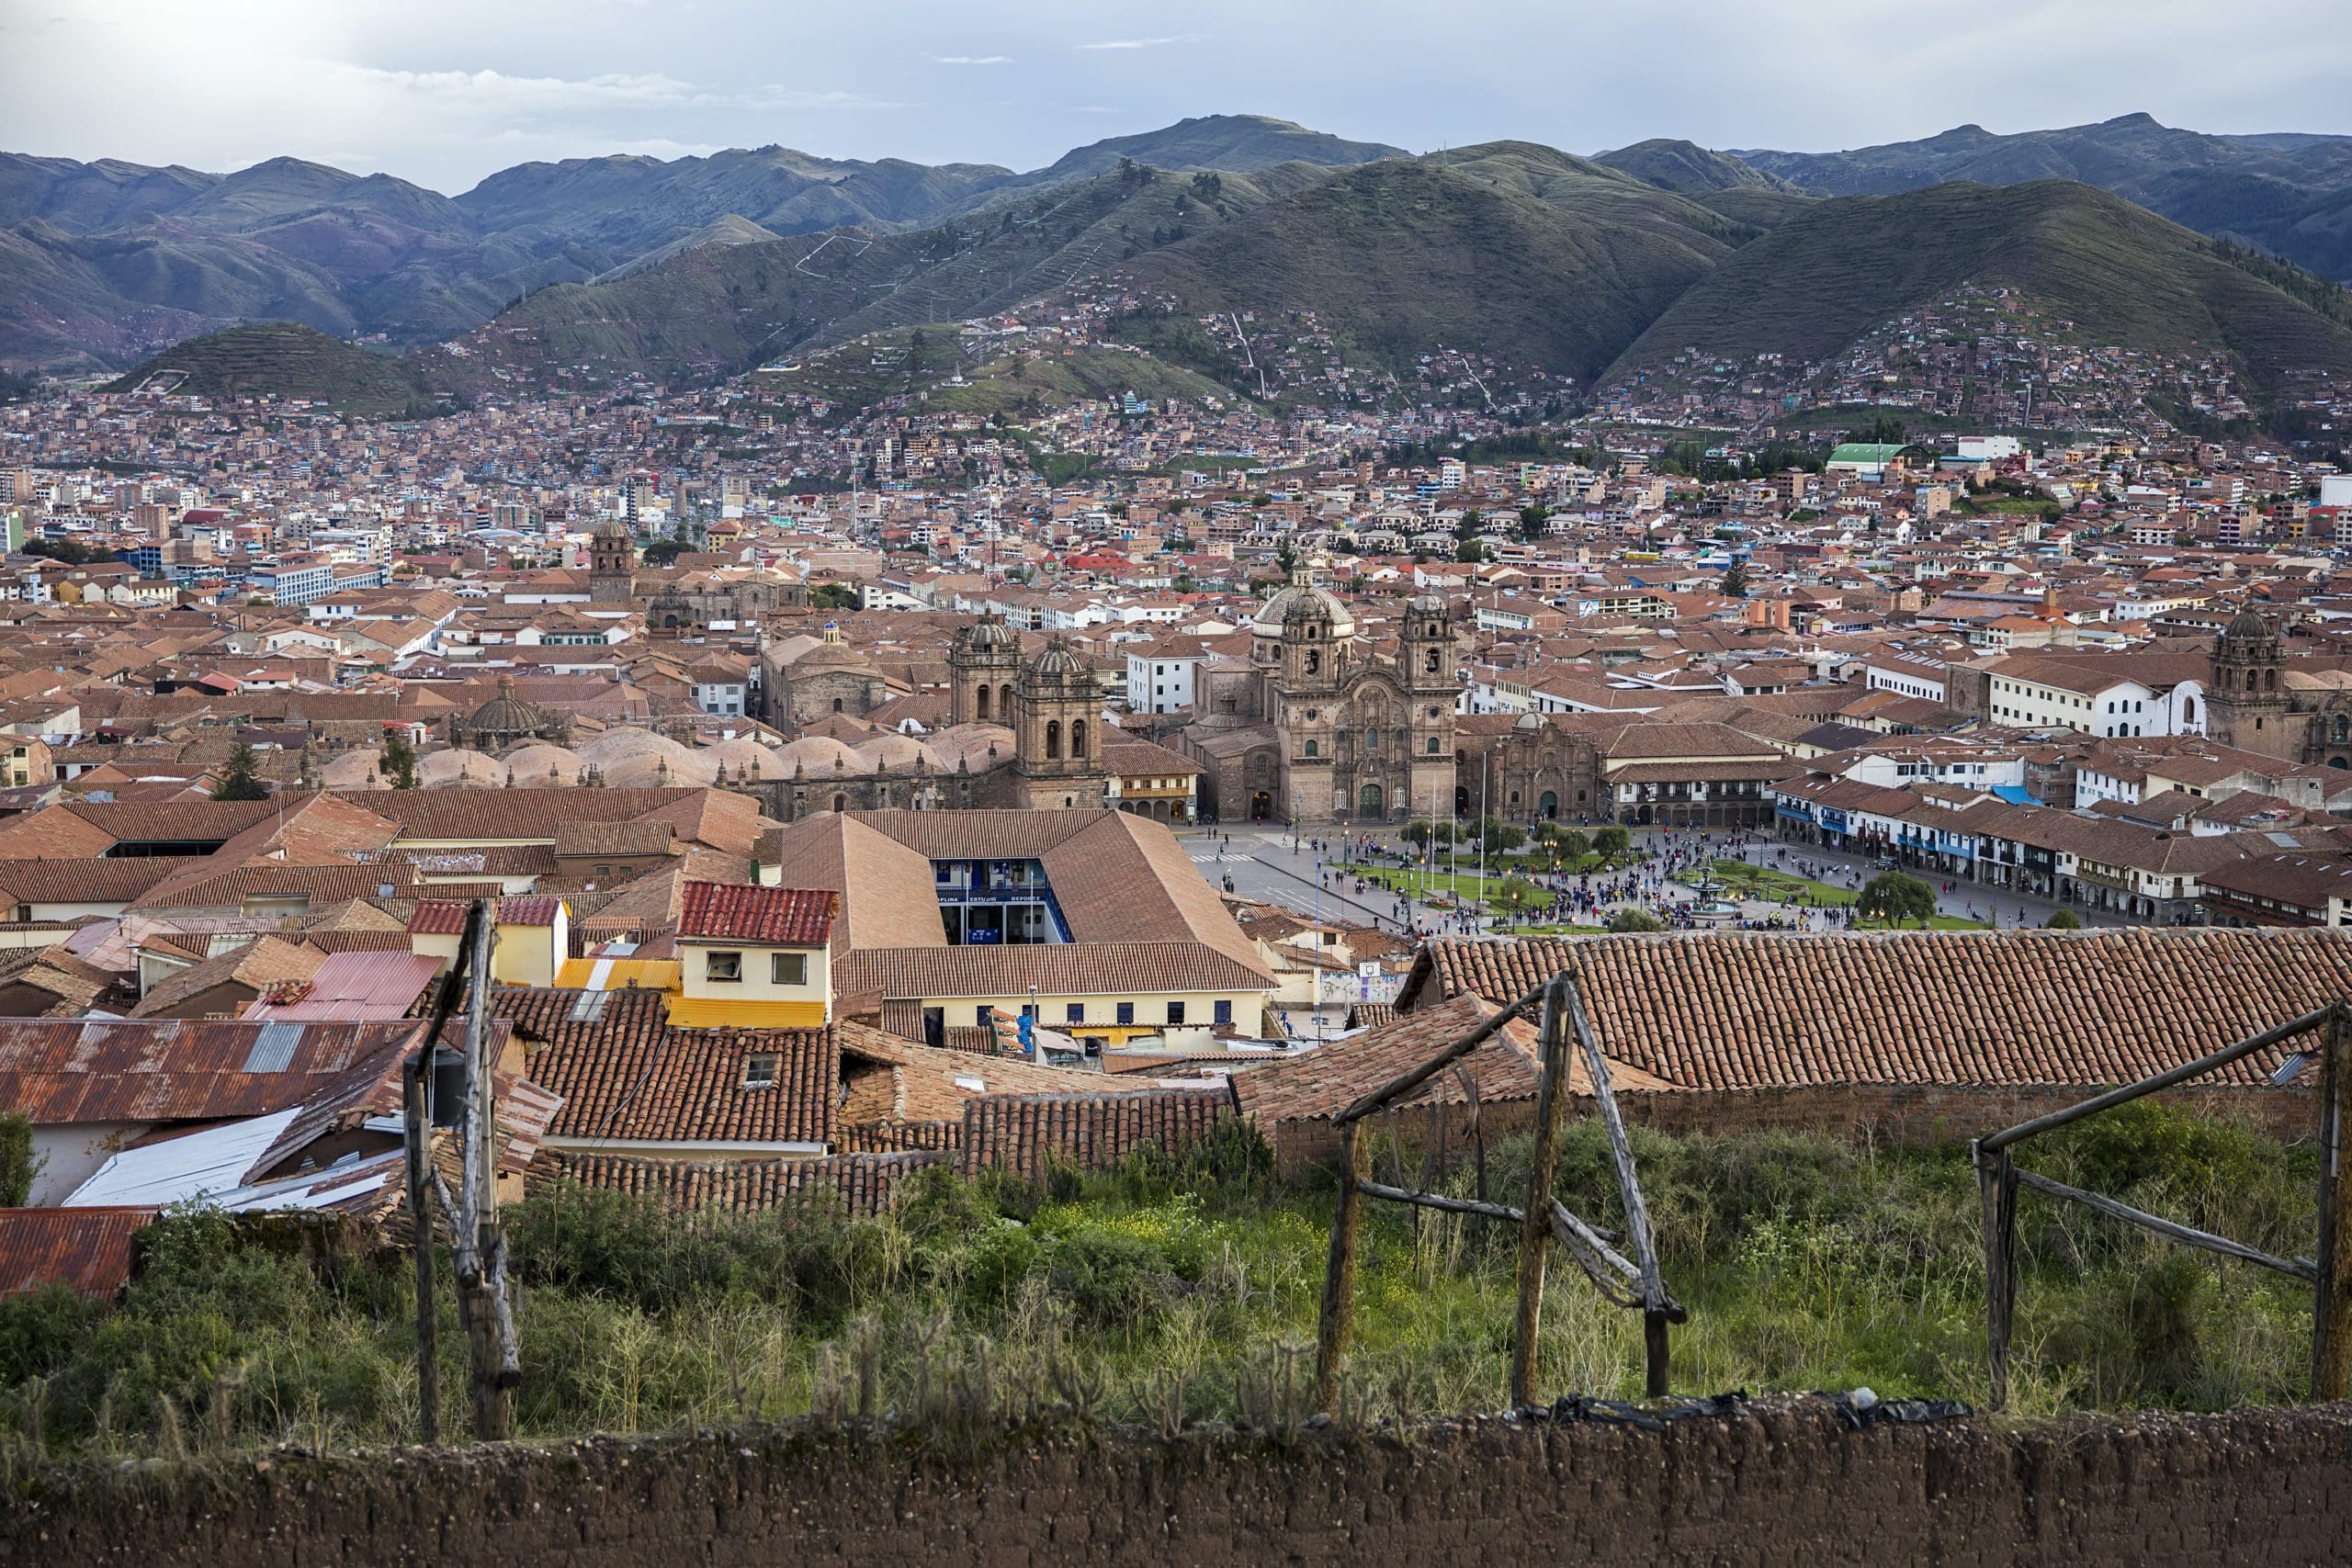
2315, 1004, 2352, 1401
401, 1052, 437, 1447
1975, 1140, 2018, 1413
1510, 982, 1570, 1409
1313, 1119, 1368, 1415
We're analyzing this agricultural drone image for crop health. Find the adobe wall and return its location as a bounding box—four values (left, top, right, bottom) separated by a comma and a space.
6, 1398, 2348, 1567
1267, 1083, 2311, 1177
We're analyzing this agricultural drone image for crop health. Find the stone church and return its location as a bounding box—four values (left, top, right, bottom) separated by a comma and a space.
749, 616, 1110, 821
588, 519, 806, 633
1170, 575, 1458, 824
2206, 608, 2352, 769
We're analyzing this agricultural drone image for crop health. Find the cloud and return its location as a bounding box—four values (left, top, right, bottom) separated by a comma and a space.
1075, 36, 1191, 51
327, 65, 903, 114
932, 54, 1012, 65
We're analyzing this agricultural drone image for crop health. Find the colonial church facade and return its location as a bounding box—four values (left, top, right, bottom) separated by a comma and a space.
588, 520, 806, 633
1170, 578, 1458, 824
2206, 609, 2352, 769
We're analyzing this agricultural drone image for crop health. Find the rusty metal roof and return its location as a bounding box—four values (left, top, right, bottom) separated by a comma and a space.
0, 1206, 155, 1297
238, 952, 445, 1022
0, 1019, 434, 1125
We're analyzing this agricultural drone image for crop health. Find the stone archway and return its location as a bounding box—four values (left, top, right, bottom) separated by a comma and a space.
1359, 783, 1384, 818
1250, 790, 1272, 821
1539, 790, 1558, 819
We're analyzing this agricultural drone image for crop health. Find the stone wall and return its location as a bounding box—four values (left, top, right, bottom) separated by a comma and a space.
9, 1398, 2349, 1566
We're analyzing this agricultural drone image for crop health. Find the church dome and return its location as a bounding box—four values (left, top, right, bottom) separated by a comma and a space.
962, 615, 1019, 652
2222, 605, 2278, 642
465, 674, 549, 739
1029, 638, 1087, 680
1252, 581, 1355, 638
1408, 592, 1448, 615
775, 736, 875, 775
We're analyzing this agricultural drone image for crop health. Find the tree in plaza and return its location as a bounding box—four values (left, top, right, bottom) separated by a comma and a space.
379, 728, 420, 790
1550, 828, 1590, 863
1606, 908, 1668, 933
2044, 908, 2083, 930
1403, 818, 1442, 850
212, 742, 270, 802
1592, 825, 1631, 862
1473, 816, 1525, 859
1858, 871, 1939, 928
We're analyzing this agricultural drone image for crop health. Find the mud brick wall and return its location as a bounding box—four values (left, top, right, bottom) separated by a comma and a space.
7, 1398, 2348, 1567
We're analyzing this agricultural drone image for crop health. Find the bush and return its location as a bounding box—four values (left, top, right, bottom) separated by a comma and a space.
0, 1111, 36, 1206
1606, 908, 1667, 933
2045, 909, 2082, 930
1046, 1228, 1176, 1329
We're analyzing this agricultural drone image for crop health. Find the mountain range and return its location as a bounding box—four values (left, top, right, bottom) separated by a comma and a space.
24, 112, 2352, 434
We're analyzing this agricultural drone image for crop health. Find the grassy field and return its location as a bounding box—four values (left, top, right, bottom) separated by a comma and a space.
0, 1107, 2319, 1462
1698, 859, 1858, 907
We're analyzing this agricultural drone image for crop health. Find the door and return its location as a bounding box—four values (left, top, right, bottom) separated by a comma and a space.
1359, 783, 1384, 818
1539, 790, 1558, 819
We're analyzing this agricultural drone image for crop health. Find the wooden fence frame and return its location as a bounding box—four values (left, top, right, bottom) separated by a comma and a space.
1312, 972, 1683, 1415
401, 899, 522, 1444
1971, 998, 2352, 1411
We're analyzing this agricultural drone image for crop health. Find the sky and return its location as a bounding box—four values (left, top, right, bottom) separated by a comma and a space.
6, 0, 2350, 194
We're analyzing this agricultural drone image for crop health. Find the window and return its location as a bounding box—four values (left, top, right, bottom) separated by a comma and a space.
977, 1004, 993, 1030
1214, 998, 1233, 1027
1065, 1002, 1085, 1024
1115, 1000, 1136, 1026
1167, 1001, 1186, 1026
771, 952, 808, 986
741, 1053, 778, 1089
1304, 739, 1318, 758
705, 951, 742, 983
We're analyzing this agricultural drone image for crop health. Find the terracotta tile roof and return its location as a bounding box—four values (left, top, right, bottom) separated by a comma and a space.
336, 787, 710, 843
0, 857, 207, 908
956, 1086, 1232, 1180
0, 1206, 154, 1297
837, 1018, 1086, 1124
527, 1024, 837, 1145
678, 882, 835, 946
554, 819, 675, 858
482, 984, 674, 1050
1402, 931, 2352, 1091
536, 1149, 945, 1220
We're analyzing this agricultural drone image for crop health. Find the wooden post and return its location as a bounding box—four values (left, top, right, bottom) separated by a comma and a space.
1313, 1119, 1369, 1415
1510, 981, 1570, 1409
1975, 1140, 2018, 1412
401, 1051, 438, 1447
2314, 1005, 2352, 1401
1644, 1311, 1670, 1399
450, 903, 517, 1442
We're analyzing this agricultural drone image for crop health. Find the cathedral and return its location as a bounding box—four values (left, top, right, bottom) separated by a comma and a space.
744, 617, 1111, 821
2206, 608, 2352, 769
588, 519, 806, 633
1170, 574, 1458, 824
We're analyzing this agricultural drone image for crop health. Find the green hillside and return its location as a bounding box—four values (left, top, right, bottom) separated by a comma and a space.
1604, 179, 2352, 388
458, 164, 1312, 386
104, 322, 436, 413
1736, 113, 2352, 281
1120, 148, 1755, 381
1595, 139, 1797, 194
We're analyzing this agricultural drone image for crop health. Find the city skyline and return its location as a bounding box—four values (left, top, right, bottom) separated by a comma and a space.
6, 0, 2349, 192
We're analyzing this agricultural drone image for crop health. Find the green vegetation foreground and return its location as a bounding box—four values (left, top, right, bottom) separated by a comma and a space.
0, 1107, 2321, 1459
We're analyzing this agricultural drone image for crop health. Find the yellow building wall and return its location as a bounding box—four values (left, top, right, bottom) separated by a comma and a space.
675, 940, 831, 1026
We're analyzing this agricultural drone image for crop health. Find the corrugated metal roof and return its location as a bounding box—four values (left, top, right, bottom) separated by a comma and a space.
0, 1206, 155, 1297
239, 952, 445, 1022
0, 1019, 430, 1125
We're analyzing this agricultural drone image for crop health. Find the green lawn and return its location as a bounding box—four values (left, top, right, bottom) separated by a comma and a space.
1693, 859, 1859, 907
